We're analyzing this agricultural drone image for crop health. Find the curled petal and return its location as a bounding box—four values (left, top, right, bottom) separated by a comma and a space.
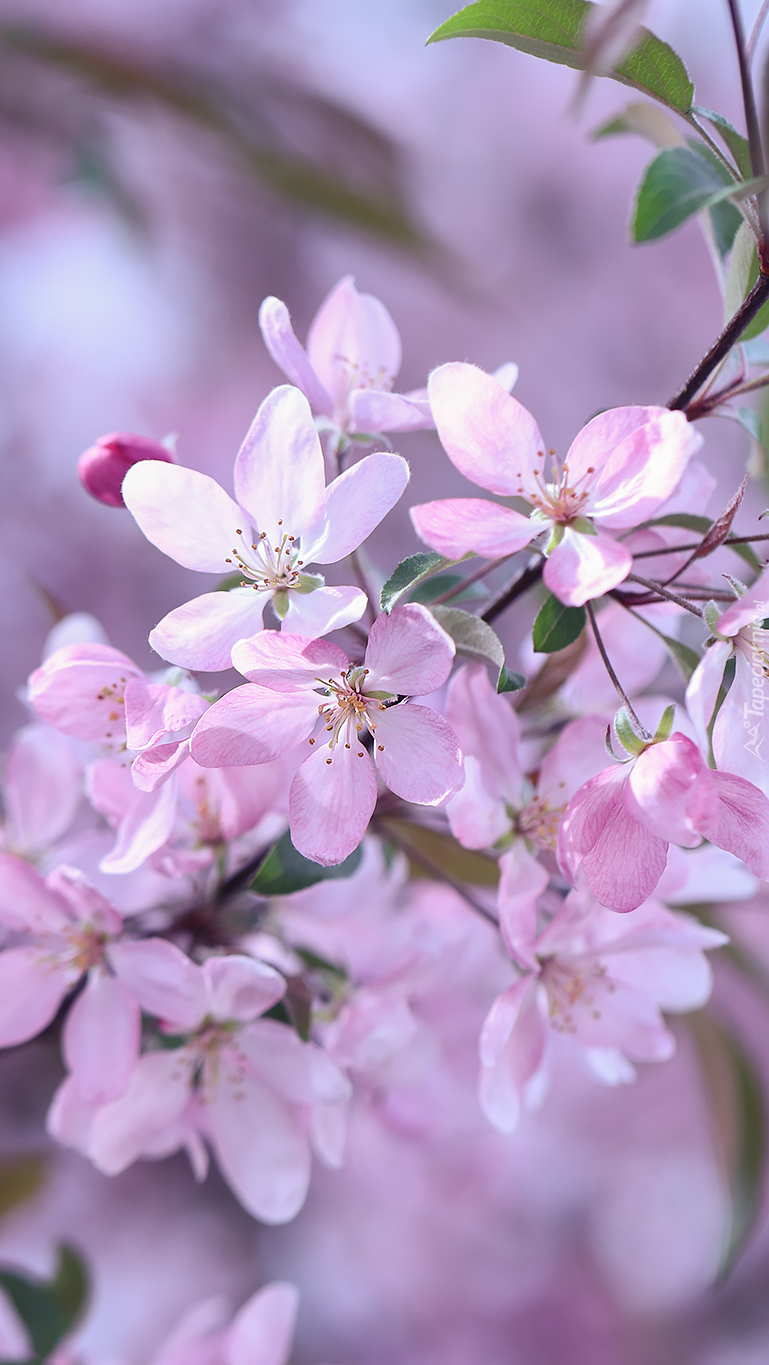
544, 528, 632, 606
258, 294, 334, 415
626, 733, 718, 848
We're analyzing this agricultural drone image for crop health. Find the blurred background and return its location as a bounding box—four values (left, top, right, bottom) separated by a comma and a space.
1, 2, 769, 1362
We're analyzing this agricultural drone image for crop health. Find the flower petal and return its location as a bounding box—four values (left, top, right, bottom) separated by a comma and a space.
715, 564, 769, 636
428, 362, 545, 497
28, 644, 141, 743
108, 937, 206, 1030
62, 970, 140, 1103
88, 1050, 195, 1175
306, 276, 401, 418
410, 498, 534, 559
289, 746, 377, 866
99, 778, 178, 875
228, 1282, 300, 1365
558, 766, 669, 912
122, 463, 244, 573
301, 451, 410, 564
700, 770, 769, 880
365, 603, 455, 696
0, 948, 73, 1046
233, 385, 326, 542
3, 724, 81, 855
373, 704, 463, 805
544, 527, 632, 606
446, 664, 524, 806
258, 294, 334, 415
190, 684, 318, 767
282, 585, 367, 638
478, 979, 548, 1134
348, 388, 432, 433
573, 407, 702, 529
0, 853, 71, 932
626, 734, 718, 847
203, 955, 286, 1022
207, 1066, 311, 1224
497, 844, 549, 971
149, 590, 267, 671
232, 633, 349, 691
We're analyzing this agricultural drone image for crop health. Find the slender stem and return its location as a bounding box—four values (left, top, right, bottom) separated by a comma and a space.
585, 602, 651, 739
686, 112, 742, 181
373, 821, 499, 927
623, 572, 704, 616
727, 0, 765, 176
668, 274, 769, 410
481, 558, 543, 623
686, 369, 769, 418
431, 554, 510, 606
632, 531, 769, 559
747, 0, 769, 63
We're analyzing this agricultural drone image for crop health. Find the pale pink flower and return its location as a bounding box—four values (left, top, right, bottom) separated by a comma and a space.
122, 385, 409, 670
686, 566, 769, 797
558, 731, 769, 912
479, 888, 726, 1133
190, 604, 463, 865
410, 363, 701, 606
50, 947, 350, 1224
150, 1280, 299, 1365
0, 723, 82, 860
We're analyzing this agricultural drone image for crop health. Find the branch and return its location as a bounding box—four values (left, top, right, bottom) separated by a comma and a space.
481, 558, 543, 623
668, 274, 769, 411
727, 0, 765, 178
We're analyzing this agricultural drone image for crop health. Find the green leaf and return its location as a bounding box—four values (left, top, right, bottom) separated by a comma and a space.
0, 1244, 88, 1359
430, 606, 524, 691
725, 229, 769, 339
408, 572, 485, 605
710, 199, 743, 258
380, 818, 500, 886
251, 830, 363, 894
428, 1, 694, 114
690, 1012, 766, 1278
693, 105, 752, 179
0, 1156, 46, 1220
631, 145, 731, 242
380, 553, 448, 614
646, 512, 713, 533
593, 99, 685, 149
532, 594, 586, 652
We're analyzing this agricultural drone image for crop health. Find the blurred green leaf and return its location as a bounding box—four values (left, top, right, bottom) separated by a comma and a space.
593, 98, 685, 149
251, 829, 362, 895
646, 512, 712, 532
0, 1244, 88, 1360
532, 594, 586, 652
690, 1012, 766, 1278
380, 817, 500, 885
409, 572, 485, 605
0, 1157, 46, 1221
428, 0, 694, 114
430, 605, 524, 692
647, 508, 764, 575
381, 553, 449, 614
632, 146, 732, 242
628, 611, 701, 682
693, 105, 752, 179
709, 199, 743, 258
726, 228, 769, 339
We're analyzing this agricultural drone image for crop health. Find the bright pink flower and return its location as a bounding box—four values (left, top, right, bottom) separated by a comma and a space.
50, 947, 350, 1224
77, 431, 175, 508
479, 889, 726, 1133
190, 604, 463, 865
150, 1280, 300, 1365
410, 363, 701, 606
122, 385, 409, 670
558, 731, 769, 912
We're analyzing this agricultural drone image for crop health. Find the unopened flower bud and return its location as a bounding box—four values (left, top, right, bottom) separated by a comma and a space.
78, 432, 176, 508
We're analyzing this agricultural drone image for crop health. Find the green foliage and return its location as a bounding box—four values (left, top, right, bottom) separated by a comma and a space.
725, 225, 769, 338
380, 553, 449, 614
251, 830, 363, 895
409, 572, 484, 605
648, 510, 763, 575
532, 594, 586, 652
631, 145, 732, 242
430, 606, 525, 692
693, 106, 752, 178
0, 1157, 46, 1221
0, 1244, 88, 1362
380, 817, 500, 885
428, 0, 694, 114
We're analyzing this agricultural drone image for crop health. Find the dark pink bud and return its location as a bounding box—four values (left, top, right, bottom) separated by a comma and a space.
78, 432, 176, 508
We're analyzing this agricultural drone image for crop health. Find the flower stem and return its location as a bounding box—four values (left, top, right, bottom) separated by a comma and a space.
481, 558, 543, 623
585, 601, 651, 740
668, 275, 769, 412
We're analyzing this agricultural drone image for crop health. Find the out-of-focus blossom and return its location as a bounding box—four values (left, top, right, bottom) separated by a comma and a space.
191, 604, 463, 865
78, 432, 176, 509
0, 722, 82, 860
123, 385, 409, 670
411, 362, 701, 605
149, 1280, 300, 1365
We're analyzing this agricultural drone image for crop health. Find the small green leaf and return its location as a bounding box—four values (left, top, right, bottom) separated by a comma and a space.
614, 706, 646, 756
409, 572, 484, 605
428, 0, 694, 114
430, 606, 521, 691
693, 106, 752, 179
631, 145, 731, 242
0, 1156, 46, 1220
532, 594, 586, 653
709, 199, 742, 258
646, 512, 712, 532
380, 553, 448, 614
592, 99, 685, 149
725, 231, 769, 339
380, 818, 500, 886
0, 1244, 89, 1359
251, 830, 363, 894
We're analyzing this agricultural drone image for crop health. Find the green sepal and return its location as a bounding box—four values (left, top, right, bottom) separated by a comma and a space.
614, 706, 647, 757
653, 703, 676, 742
272, 590, 289, 619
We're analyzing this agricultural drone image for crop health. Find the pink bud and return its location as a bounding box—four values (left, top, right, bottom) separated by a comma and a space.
77, 432, 175, 508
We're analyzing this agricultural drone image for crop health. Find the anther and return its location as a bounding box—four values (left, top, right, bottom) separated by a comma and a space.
235, 529, 242, 535
377, 744, 384, 751
309, 738, 315, 745
326, 757, 332, 765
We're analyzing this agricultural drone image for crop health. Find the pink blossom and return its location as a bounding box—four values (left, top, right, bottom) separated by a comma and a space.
190, 604, 463, 865
410, 363, 701, 606
150, 1280, 300, 1365
122, 385, 409, 670
479, 888, 726, 1133
50, 947, 350, 1224
0, 723, 82, 860
78, 431, 176, 508
558, 730, 769, 912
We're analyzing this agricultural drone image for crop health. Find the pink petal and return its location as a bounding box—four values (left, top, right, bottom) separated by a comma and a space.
228, 1282, 300, 1365
89, 1050, 195, 1175
447, 755, 511, 849
207, 1066, 311, 1224
202, 955, 286, 1022
715, 564, 769, 636
348, 388, 433, 433
711, 652, 769, 796
47, 864, 122, 932
125, 678, 209, 751
123, 463, 245, 573
558, 766, 669, 912
428, 362, 545, 497
364, 603, 455, 696
573, 407, 702, 529
282, 585, 367, 637
289, 746, 377, 865
497, 844, 549, 970
233, 386, 326, 540
149, 591, 267, 672
62, 970, 140, 1103
301, 452, 410, 564
108, 938, 206, 1030
446, 664, 524, 806
553, 970, 674, 1062
0, 948, 73, 1046
130, 741, 189, 794
99, 778, 178, 874
0, 853, 71, 932
258, 294, 334, 415
700, 771, 769, 880
537, 715, 612, 807
626, 734, 718, 847
3, 724, 81, 854
28, 644, 141, 743
232, 632, 349, 691
190, 685, 318, 768
543, 528, 632, 606
47, 1075, 100, 1153
409, 497, 534, 560
181, 759, 287, 842
306, 276, 401, 420
478, 979, 549, 1134
373, 704, 463, 805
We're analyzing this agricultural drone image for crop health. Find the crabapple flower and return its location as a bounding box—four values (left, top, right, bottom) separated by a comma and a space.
558, 729, 769, 912
0, 723, 82, 861
150, 1280, 300, 1365
78, 431, 176, 508
479, 888, 726, 1133
410, 363, 701, 606
122, 384, 409, 670
686, 566, 769, 797
50, 946, 350, 1224
190, 604, 463, 865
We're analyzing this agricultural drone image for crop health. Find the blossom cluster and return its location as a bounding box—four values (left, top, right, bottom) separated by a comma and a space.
3, 272, 768, 1260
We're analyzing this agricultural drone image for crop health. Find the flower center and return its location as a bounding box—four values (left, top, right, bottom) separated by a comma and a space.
224, 523, 305, 593
310, 667, 388, 763
517, 795, 563, 851
539, 957, 610, 1033
520, 456, 595, 527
